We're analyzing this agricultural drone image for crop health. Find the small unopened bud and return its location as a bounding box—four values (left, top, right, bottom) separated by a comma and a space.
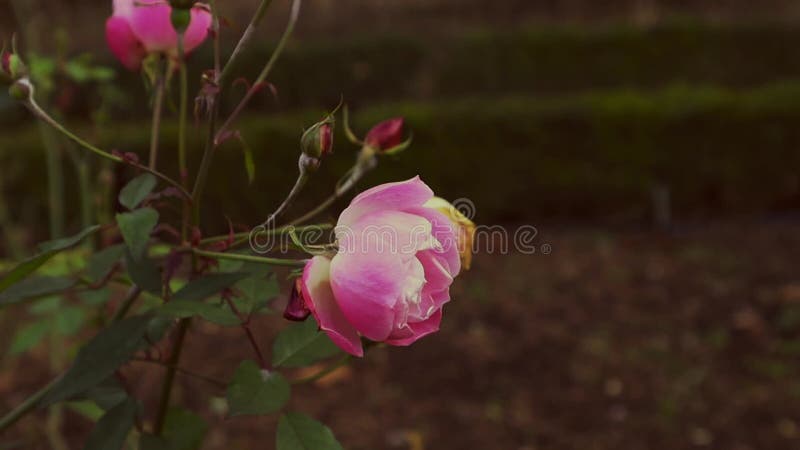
364, 117, 404, 153
301, 117, 334, 159
8, 78, 33, 101
284, 279, 311, 322
1, 51, 27, 85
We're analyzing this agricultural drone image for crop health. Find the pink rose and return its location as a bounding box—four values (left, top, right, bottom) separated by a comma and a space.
105, 0, 212, 71
299, 177, 463, 356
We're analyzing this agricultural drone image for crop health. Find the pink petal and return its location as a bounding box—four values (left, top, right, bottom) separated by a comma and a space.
403, 206, 462, 277
336, 210, 437, 259
129, 3, 176, 54
338, 176, 433, 228
385, 309, 443, 346
329, 246, 410, 342
416, 250, 454, 294
112, 0, 136, 17
106, 16, 145, 71
301, 256, 363, 357
183, 6, 212, 54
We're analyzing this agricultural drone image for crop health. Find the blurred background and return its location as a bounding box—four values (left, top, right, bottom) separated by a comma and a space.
2, 0, 800, 449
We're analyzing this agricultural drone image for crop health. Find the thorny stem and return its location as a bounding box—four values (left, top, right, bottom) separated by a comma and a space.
289, 155, 373, 225
199, 223, 333, 245
192, 248, 308, 267
177, 34, 190, 242
154, 318, 190, 435
214, 0, 302, 145
219, 0, 274, 86
132, 358, 226, 388
224, 297, 267, 369
23, 95, 192, 200
264, 172, 309, 227
149, 62, 167, 169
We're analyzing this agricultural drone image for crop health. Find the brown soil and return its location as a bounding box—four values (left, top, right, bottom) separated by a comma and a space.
3, 220, 800, 450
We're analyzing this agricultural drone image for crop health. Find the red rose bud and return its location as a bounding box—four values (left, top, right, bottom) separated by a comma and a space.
1, 51, 26, 85
301, 117, 335, 159
284, 279, 311, 322
364, 117, 404, 152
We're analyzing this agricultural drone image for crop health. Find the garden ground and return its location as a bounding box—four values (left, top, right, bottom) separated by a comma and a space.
3, 219, 800, 449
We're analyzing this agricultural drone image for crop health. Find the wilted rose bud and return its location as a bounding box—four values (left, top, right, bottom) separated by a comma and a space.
284, 279, 311, 322
301, 117, 334, 159
364, 117, 404, 153
1, 50, 26, 85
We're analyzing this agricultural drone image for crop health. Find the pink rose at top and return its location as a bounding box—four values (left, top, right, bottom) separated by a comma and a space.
296, 176, 474, 356
105, 0, 212, 71
364, 117, 405, 152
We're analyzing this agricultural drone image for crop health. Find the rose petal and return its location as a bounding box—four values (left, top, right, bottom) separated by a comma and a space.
129, 3, 176, 54
385, 309, 443, 346
183, 6, 212, 54
338, 176, 433, 228
106, 16, 145, 71
404, 206, 462, 276
302, 256, 363, 357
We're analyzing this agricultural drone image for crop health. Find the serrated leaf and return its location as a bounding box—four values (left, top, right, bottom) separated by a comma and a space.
272, 319, 341, 368
126, 252, 162, 294
117, 208, 158, 261
119, 174, 157, 210
227, 360, 290, 417
86, 244, 126, 283
172, 272, 250, 302
235, 275, 279, 315
0, 277, 75, 306
83, 397, 138, 450
159, 300, 240, 327
42, 315, 153, 406
276, 413, 343, 450
9, 320, 50, 355
0, 225, 99, 293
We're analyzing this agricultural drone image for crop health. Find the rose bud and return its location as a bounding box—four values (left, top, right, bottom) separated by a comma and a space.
424, 197, 477, 270
284, 279, 311, 322
364, 117, 405, 153
1, 50, 26, 85
298, 177, 464, 357
301, 117, 334, 159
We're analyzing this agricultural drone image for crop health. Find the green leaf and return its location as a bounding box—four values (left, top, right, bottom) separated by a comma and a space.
159, 300, 240, 327
86, 244, 126, 283
0, 225, 99, 293
276, 413, 343, 450
272, 319, 341, 368
56, 306, 87, 336
140, 408, 208, 450
172, 272, 250, 302
9, 320, 50, 355
0, 277, 75, 306
80, 287, 112, 306
126, 252, 162, 294
234, 275, 279, 315
227, 360, 290, 417
42, 315, 153, 405
119, 174, 157, 210
83, 397, 138, 450
29, 296, 62, 315
117, 208, 159, 261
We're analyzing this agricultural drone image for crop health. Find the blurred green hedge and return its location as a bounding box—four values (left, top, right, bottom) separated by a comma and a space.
208, 22, 800, 108
3, 82, 800, 233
